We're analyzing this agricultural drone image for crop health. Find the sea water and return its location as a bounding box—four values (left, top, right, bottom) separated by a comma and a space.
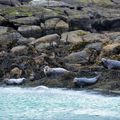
0, 87, 120, 120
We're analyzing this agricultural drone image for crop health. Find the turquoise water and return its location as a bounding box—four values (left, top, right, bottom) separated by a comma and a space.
0, 87, 120, 120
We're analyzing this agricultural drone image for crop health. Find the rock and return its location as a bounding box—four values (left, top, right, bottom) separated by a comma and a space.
18, 25, 42, 38
69, 17, 92, 31
55, 20, 69, 31
45, 18, 69, 34
107, 32, 120, 43
35, 42, 57, 51
0, 0, 21, 6
0, 26, 9, 35
11, 16, 40, 26
85, 42, 103, 52
82, 33, 109, 43
0, 16, 7, 25
10, 67, 23, 78
17, 37, 35, 45
61, 30, 89, 43
11, 45, 28, 55
30, 34, 60, 51
100, 43, 120, 57
29, 0, 73, 8
64, 50, 89, 64
0, 51, 8, 58
0, 32, 24, 45
65, 63, 81, 72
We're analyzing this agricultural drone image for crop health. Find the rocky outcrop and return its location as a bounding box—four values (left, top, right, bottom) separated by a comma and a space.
0, 1, 120, 91
18, 25, 42, 38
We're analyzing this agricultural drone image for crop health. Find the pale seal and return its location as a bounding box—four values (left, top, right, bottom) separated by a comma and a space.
101, 58, 120, 70
44, 66, 69, 77
4, 78, 26, 85
73, 73, 100, 87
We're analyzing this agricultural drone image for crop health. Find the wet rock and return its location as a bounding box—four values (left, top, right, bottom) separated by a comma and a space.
92, 18, 120, 31
10, 67, 23, 78
64, 50, 89, 64
61, 30, 89, 43
18, 25, 42, 38
11, 45, 28, 55
100, 43, 120, 57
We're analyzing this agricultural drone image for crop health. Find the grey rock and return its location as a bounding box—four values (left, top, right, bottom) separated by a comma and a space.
11, 45, 28, 55
85, 42, 103, 52
18, 25, 42, 38
64, 50, 89, 64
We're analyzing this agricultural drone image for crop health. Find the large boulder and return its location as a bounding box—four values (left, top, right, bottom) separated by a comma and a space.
11, 16, 40, 25
61, 30, 89, 44
100, 43, 120, 57
30, 34, 60, 51
64, 50, 89, 64
18, 25, 42, 38
45, 18, 69, 34
11, 45, 28, 55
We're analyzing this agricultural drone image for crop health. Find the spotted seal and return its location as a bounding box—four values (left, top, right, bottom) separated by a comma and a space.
44, 66, 69, 77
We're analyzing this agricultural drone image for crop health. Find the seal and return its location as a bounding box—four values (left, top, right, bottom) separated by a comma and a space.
4, 78, 26, 85
0, 0, 21, 6
101, 58, 120, 70
44, 66, 69, 77
73, 73, 100, 87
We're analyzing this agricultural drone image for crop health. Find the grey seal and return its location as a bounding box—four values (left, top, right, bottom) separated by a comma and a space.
101, 58, 120, 70
73, 73, 100, 87
44, 66, 69, 77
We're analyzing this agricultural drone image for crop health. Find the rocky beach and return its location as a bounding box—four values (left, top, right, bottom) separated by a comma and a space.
0, 0, 120, 92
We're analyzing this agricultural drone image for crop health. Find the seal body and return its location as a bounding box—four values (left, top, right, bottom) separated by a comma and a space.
101, 58, 120, 69
4, 78, 26, 85
73, 75, 100, 87
44, 66, 69, 77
